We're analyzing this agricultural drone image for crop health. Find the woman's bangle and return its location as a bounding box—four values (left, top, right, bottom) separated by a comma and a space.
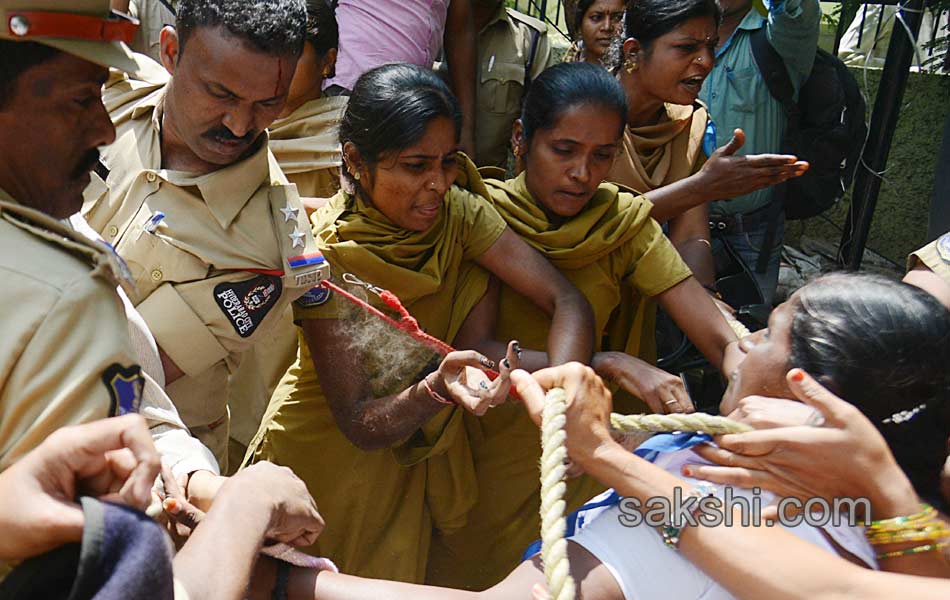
867, 504, 937, 533
422, 373, 454, 406
876, 541, 950, 561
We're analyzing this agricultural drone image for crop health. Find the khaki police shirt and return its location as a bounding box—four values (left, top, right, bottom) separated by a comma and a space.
128, 0, 177, 63
475, 6, 555, 167
81, 62, 323, 456
0, 191, 144, 472
908, 233, 950, 287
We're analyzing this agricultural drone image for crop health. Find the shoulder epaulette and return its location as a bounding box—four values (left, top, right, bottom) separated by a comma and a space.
0, 201, 134, 292
506, 7, 547, 33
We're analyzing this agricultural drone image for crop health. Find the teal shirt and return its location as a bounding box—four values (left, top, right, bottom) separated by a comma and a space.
699, 0, 821, 216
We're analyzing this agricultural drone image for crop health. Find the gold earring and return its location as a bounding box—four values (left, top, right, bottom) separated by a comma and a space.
624, 58, 639, 74
353, 171, 361, 181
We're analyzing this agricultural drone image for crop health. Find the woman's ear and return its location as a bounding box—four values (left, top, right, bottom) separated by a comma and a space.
511, 119, 526, 157
622, 38, 642, 60
342, 142, 365, 179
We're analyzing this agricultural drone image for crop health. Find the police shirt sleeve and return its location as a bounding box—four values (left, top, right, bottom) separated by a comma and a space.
0, 275, 143, 470
621, 201, 693, 297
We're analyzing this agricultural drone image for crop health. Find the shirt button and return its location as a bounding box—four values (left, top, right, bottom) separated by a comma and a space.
107, 225, 119, 238
146, 171, 157, 183
150, 269, 163, 282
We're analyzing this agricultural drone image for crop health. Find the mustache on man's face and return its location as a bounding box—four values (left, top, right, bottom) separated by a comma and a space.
72, 149, 101, 180
201, 125, 257, 146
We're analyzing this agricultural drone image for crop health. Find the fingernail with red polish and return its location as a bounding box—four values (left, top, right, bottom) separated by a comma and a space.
790, 370, 805, 382
681, 466, 693, 477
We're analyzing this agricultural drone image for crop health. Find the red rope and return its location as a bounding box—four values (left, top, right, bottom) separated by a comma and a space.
321, 279, 503, 382
321, 280, 455, 356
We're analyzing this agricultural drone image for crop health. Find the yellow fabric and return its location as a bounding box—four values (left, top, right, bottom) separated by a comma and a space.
81, 60, 322, 469
603, 100, 708, 399
425, 175, 692, 590
268, 95, 348, 198
607, 102, 710, 194
245, 158, 508, 582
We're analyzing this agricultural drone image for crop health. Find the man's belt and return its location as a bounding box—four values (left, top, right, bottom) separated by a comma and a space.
709, 202, 777, 235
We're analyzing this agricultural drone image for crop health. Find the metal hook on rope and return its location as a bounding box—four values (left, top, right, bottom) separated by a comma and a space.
341, 272, 385, 296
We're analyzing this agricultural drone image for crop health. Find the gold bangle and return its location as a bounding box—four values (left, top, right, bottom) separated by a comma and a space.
867, 527, 950, 545
876, 541, 950, 561
867, 505, 937, 533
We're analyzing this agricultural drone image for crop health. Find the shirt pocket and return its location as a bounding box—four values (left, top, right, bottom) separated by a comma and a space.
115, 211, 209, 302
480, 61, 525, 115
726, 66, 763, 114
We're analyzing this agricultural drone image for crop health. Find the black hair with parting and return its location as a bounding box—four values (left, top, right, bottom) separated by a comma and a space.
789, 272, 950, 509
519, 61, 628, 148
339, 63, 462, 190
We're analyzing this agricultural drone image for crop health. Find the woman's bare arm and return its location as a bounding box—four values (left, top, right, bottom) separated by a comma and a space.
302, 319, 455, 450
656, 277, 741, 374
475, 228, 595, 365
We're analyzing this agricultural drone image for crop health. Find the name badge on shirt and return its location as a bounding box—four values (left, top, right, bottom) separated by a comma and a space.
288, 252, 330, 287
214, 275, 283, 338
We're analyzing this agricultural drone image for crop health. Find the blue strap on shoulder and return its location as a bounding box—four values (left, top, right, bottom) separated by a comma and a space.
520, 432, 712, 560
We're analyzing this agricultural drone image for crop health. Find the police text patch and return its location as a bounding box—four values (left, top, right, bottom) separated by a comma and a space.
214, 275, 283, 338
102, 364, 144, 416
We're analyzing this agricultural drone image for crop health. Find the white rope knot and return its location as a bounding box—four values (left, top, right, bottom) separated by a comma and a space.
540, 388, 576, 600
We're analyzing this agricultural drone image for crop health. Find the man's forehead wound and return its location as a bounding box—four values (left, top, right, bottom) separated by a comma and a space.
275, 57, 285, 97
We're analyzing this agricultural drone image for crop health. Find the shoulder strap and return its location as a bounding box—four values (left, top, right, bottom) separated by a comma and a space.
748, 28, 795, 274
158, 0, 177, 15
749, 27, 800, 129
523, 28, 542, 90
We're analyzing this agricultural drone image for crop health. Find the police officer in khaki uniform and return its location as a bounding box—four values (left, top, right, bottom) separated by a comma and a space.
111, 0, 177, 63
472, 0, 556, 167
0, 0, 147, 480
82, 0, 328, 470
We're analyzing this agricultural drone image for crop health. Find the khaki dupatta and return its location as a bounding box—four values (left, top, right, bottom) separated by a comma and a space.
607, 102, 709, 193
269, 96, 348, 175
484, 173, 652, 270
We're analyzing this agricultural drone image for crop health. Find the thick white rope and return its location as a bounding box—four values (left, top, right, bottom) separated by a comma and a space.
540, 388, 577, 600
540, 398, 752, 600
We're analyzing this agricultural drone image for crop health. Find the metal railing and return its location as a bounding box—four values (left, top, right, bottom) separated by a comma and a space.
509, 0, 571, 40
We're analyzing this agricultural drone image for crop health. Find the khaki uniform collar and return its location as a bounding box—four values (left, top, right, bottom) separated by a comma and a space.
127, 85, 275, 230
479, 2, 509, 34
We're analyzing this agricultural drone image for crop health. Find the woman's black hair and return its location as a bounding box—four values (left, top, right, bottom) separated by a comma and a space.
304, 0, 338, 56
340, 63, 462, 188
573, 0, 598, 36
789, 273, 950, 508
520, 61, 628, 147
623, 0, 722, 49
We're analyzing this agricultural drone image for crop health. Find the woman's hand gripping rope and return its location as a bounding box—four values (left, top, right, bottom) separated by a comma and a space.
513, 365, 753, 600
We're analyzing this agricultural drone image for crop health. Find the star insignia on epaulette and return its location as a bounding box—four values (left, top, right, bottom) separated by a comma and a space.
289, 226, 306, 248
280, 203, 300, 223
